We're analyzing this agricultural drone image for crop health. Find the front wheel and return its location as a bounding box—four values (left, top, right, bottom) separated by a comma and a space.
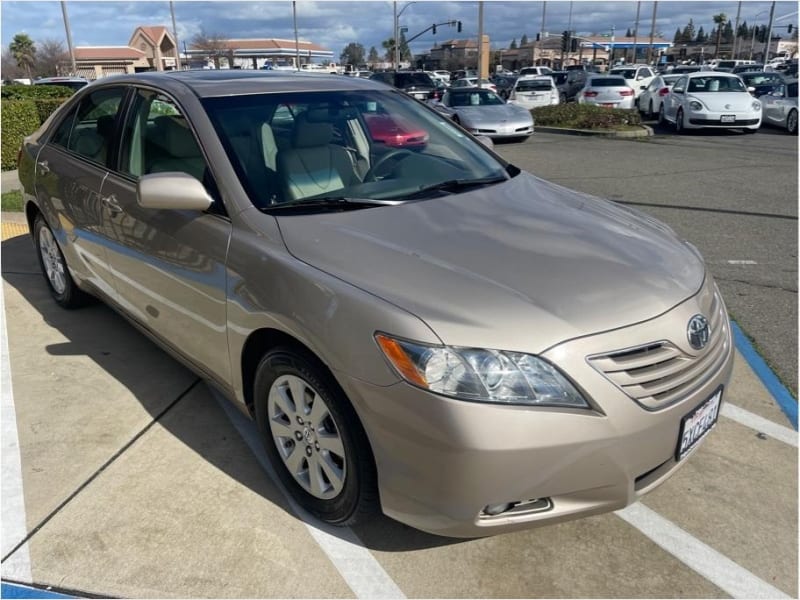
787, 109, 798, 135
33, 214, 90, 308
254, 347, 378, 525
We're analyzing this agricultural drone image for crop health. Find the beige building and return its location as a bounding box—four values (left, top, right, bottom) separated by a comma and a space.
66, 25, 179, 79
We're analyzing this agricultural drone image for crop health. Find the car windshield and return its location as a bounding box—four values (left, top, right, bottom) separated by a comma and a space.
396, 73, 433, 87
449, 90, 505, 106
687, 76, 747, 93
589, 77, 627, 87
516, 80, 552, 91
202, 90, 509, 209
552, 72, 568, 84
742, 73, 783, 85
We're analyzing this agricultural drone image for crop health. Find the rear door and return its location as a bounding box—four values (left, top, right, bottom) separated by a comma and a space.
99, 87, 232, 383
33, 86, 128, 300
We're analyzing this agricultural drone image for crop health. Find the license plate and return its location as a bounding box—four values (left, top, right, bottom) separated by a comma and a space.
601, 103, 615, 108
676, 388, 722, 460
720, 114, 736, 123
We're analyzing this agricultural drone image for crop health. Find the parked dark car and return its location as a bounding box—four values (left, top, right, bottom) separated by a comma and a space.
738, 71, 786, 97
369, 71, 439, 101
491, 74, 518, 99
732, 64, 766, 74
670, 65, 704, 74
555, 69, 588, 101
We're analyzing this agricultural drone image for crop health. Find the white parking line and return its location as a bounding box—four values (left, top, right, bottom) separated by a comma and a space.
726, 260, 758, 265
0, 283, 32, 581
616, 503, 790, 599
213, 390, 405, 600
721, 403, 798, 447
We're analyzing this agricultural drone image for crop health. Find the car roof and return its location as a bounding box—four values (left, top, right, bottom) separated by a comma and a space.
684, 71, 739, 77
34, 76, 88, 83
87, 70, 383, 98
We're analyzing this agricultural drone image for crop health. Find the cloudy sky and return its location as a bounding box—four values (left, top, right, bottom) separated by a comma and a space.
1, 0, 795, 58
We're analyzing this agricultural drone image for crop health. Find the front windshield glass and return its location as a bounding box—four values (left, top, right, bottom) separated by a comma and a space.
448, 90, 504, 106
203, 90, 509, 208
687, 76, 747, 93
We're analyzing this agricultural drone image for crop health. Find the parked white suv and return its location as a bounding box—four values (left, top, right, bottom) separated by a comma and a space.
609, 65, 656, 99
519, 66, 553, 77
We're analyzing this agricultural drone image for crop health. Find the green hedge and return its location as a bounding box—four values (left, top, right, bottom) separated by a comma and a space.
1, 100, 40, 170
532, 103, 642, 130
1, 96, 70, 170
1, 84, 74, 99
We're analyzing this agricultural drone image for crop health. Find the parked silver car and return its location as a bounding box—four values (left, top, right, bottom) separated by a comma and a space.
431, 87, 534, 140
19, 71, 733, 538
760, 78, 798, 134
637, 74, 682, 119
576, 75, 636, 109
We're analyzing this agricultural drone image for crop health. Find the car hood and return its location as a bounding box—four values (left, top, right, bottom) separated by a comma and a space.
691, 91, 756, 111
276, 173, 705, 353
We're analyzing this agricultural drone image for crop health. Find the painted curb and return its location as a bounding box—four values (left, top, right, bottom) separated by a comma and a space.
536, 125, 653, 138
732, 320, 798, 430
0, 583, 74, 599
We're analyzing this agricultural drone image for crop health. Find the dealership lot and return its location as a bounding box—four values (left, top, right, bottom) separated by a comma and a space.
2, 128, 797, 598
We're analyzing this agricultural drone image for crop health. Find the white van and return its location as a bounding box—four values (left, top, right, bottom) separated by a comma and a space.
715, 59, 757, 72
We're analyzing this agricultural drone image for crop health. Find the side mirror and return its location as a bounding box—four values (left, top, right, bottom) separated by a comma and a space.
138, 172, 213, 211
747, 86, 756, 93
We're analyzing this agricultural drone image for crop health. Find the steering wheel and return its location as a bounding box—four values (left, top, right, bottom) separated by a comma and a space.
363, 149, 414, 182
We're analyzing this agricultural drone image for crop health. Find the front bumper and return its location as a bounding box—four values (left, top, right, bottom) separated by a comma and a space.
340, 281, 734, 538
686, 109, 761, 129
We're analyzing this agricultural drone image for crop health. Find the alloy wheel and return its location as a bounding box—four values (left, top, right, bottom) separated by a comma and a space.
267, 374, 346, 499
788, 110, 798, 135
38, 226, 66, 294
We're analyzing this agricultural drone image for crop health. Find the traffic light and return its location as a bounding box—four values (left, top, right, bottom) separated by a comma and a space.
457, 21, 462, 33
570, 37, 578, 52
432, 24, 436, 34
789, 24, 793, 33
536, 33, 541, 42
561, 30, 570, 52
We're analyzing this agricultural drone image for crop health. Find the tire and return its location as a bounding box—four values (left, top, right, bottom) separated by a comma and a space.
254, 347, 378, 526
658, 107, 667, 127
675, 108, 685, 133
787, 109, 798, 135
33, 214, 90, 308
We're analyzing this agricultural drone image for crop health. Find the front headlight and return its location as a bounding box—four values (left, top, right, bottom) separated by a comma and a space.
752, 100, 762, 111
375, 334, 589, 408
689, 100, 703, 111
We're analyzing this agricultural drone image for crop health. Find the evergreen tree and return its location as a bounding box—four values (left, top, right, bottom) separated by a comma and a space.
509, 37, 517, 49
367, 46, 379, 64
673, 27, 682, 43
520, 34, 528, 46
684, 18, 696, 42
723, 21, 734, 43
626, 27, 633, 37
696, 26, 706, 43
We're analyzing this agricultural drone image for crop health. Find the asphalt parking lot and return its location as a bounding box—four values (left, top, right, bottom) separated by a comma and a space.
1, 126, 797, 598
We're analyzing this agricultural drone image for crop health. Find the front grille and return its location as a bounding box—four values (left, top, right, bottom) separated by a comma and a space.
587, 291, 730, 410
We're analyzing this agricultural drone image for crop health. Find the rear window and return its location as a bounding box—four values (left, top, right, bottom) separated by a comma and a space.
611, 69, 637, 79
589, 77, 627, 87
516, 80, 552, 91
717, 61, 736, 69
396, 73, 433, 87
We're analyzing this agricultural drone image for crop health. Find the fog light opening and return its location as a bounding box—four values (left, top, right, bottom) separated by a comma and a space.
480, 497, 552, 519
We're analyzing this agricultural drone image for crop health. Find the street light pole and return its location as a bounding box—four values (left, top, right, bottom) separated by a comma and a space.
393, 0, 398, 69
60, 1, 77, 76
647, 0, 658, 65
764, 1, 776, 63
169, 0, 181, 70
293, 0, 300, 69
749, 10, 769, 60
534, 0, 547, 67
632, 1, 641, 63
477, 0, 484, 82
732, 1, 742, 59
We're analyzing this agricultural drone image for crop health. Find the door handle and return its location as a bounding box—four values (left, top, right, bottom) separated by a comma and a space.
102, 194, 122, 213
37, 160, 50, 174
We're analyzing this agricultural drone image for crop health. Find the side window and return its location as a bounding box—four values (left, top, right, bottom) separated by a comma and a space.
673, 77, 687, 93
58, 87, 126, 164
120, 89, 206, 182
641, 68, 653, 78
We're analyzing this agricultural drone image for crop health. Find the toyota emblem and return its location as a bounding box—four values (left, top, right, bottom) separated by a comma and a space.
687, 314, 711, 350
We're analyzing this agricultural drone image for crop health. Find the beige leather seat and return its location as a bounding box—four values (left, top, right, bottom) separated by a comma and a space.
277, 111, 359, 202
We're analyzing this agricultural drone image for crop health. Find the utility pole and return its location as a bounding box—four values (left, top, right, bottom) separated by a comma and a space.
169, 0, 181, 70
534, 0, 547, 67
393, 0, 398, 69
566, 0, 573, 65
732, 1, 742, 59
60, 1, 77, 76
764, 1, 776, 63
646, 0, 658, 65
293, 0, 300, 69
632, 1, 641, 63
477, 1, 484, 82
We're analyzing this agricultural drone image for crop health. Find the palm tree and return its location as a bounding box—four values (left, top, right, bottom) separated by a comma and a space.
9, 33, 36, 79
712, 13, 727, 58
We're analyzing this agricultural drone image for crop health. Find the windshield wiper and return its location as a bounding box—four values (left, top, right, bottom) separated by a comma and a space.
400, 175, 509, 200
265, 196, 395, 214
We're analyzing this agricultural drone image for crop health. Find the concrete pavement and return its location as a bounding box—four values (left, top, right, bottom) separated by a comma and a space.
2, 170, 21, 193
1, 221, 797, 598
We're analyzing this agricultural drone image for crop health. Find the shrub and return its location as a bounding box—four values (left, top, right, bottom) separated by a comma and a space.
1, 100, 39, 170
1, 84, 74, 100
532, 103, 641, 129
33, 98, 69, 124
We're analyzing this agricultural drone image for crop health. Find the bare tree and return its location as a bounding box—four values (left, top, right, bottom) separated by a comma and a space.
190, 29, 228, 69
34, 38, 69, 77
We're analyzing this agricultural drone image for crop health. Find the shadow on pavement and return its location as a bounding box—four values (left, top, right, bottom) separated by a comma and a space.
1, 232, 462, 553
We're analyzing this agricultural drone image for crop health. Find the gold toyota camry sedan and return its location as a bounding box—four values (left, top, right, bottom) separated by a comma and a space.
18, 71, 733, 537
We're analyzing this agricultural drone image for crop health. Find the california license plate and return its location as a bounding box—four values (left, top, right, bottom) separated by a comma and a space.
601, 103, 614, 108
720, 114, 735, 123
676, 388, 722, 460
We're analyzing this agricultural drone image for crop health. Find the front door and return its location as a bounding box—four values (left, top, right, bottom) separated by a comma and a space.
100, 88, 232, 384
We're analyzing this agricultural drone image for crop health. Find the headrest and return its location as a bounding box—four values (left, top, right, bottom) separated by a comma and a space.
292, 111, 333, 148
156, 116, 199, 158
96, 115, 115, 138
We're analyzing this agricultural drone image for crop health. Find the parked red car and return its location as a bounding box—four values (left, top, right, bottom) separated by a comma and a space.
363, 113, 429, 148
